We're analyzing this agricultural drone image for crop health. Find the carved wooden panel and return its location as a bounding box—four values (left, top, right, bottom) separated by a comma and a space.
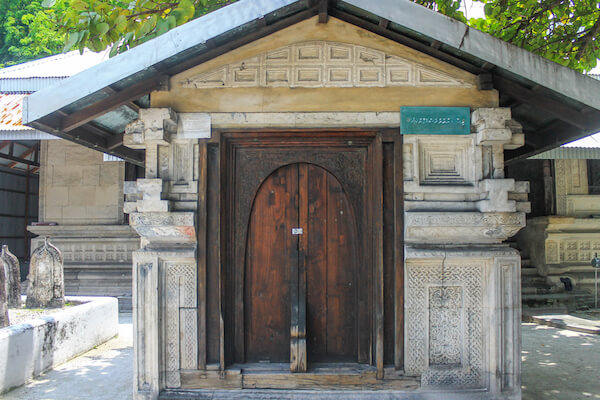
182, 41, 471, 89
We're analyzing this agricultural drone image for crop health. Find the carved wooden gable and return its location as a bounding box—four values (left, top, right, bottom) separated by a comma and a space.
181, 41, 473, 89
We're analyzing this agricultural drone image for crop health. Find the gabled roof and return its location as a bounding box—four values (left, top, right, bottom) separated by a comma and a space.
22, 0, 600, 166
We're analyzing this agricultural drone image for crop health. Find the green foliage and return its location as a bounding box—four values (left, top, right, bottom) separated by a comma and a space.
37, 0, 600, 72
468, 0, 600, 72
46, 0, 237, 56
0, 0, 66, 67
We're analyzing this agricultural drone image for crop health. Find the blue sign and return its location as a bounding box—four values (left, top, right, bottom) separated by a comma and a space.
401, 107, 471, 135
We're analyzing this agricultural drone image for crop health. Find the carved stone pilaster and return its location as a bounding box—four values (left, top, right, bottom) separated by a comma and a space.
124, 108, 201, 400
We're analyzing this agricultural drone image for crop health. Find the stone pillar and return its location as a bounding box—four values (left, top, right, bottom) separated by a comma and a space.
403, 108, 529, 400
124, 109, 205, 400
1, 245, 21, 308
26, 238, 65, 308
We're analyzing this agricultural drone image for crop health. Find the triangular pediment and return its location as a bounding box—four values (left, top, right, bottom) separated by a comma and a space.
180, 41, 473, 89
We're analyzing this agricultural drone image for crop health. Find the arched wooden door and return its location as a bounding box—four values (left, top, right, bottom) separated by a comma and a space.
245, 163, 359, 367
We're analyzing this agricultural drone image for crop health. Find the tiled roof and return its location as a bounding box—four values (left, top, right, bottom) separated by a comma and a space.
0, 94, 31, 131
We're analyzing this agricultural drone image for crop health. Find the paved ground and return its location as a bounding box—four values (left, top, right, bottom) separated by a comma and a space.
1, 313, 133, 400
1, 316, 599, 399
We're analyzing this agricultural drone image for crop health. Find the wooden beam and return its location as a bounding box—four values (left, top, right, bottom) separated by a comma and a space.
329, 8, 483, 75
106, 133, 124, 150
103, 86, 141, 113
318, 0, 328, 23
379, 18, 389, 29
60, 75, 165, 132
430, 40, 442, 50
166, 7, 319, 76
0, 151, 39, 167
477, 73, 493, 90
493, 76, 590, 130
8, 143, 39, 168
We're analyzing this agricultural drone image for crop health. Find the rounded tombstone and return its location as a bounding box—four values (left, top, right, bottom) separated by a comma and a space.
1, 245, 21, 308
26, 237, 64, 308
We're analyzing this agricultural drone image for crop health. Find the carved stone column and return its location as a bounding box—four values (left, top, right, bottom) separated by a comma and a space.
403, 108, 528, 400
124, 109, 205, 400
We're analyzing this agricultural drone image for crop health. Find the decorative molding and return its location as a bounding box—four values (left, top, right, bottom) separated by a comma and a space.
182, 41, 472, 89
405, 212, 526, 244
418, 138, 473, 184
406, 261, 484, 388
164, 262, 197, 389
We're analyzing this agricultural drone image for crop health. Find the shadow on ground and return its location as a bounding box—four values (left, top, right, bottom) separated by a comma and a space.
522, 322, 600, 400
1, 313, 133, 400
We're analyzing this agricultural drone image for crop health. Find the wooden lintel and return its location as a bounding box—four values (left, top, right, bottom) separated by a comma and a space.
493, 76, 590, 130
318, 0, 328, 23
60, 75, 165, 133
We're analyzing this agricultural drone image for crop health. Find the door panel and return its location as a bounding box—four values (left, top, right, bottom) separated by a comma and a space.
245, 165, 298, 363
245, 163, 358, 364
306, 165, 358, 362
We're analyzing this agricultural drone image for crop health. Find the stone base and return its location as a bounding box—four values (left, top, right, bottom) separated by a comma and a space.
516, 216, 600, 305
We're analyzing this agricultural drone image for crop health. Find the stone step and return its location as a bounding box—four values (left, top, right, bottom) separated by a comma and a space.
521, 267, 538, 276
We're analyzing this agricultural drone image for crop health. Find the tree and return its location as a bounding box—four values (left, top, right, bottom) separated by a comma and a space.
43, 0, 600, 72
0, 0, 66, 67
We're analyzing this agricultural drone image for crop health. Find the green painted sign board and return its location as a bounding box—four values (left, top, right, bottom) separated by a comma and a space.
400, 107, 471, 135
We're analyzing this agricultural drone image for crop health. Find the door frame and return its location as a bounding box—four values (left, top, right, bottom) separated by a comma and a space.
208, 129, 402, 379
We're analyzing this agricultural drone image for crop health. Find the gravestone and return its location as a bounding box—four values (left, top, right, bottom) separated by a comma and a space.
0, 256, 8, 327
26, 237, 64, 308
1, 245, 21, 307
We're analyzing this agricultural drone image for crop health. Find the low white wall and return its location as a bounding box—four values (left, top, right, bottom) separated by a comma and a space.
0, 296, 119, 393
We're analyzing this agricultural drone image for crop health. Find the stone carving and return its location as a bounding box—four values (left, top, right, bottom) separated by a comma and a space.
0, 259, 8, 327
164, 263, 197, 388
406, 261, 483, 388
405, 212, 526, 244
429, 286, 463, 366
417, 138, 473, 184
182, 41, 471, 89
26, 237, 65, 308
1, 245, 21, 307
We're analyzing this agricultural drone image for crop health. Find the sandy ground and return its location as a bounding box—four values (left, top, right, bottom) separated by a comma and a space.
1, 317, 598, 399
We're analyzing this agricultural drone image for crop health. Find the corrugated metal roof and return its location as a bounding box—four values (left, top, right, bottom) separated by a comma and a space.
0, 49, 109, 79
529, 147, 600, 159
0, 77, 66, 94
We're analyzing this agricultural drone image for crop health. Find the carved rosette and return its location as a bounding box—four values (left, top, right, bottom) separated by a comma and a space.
1, 245, 21, 307
26, 237, 65, 308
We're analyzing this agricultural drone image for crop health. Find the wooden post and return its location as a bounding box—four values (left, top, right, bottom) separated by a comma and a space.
394, 134, 404, 370
197, 143, 207, 370
374, 135, 385, 379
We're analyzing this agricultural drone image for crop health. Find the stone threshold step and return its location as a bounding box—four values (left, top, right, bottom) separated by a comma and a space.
523, 313, 600, 335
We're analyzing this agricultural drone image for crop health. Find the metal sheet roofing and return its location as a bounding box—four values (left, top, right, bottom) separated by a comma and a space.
563, 132, 600, 148
0, 49, 109, 79
19, 0, 600, 166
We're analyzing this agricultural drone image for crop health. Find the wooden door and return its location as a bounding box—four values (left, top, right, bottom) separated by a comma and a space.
245, 163, 358, 365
